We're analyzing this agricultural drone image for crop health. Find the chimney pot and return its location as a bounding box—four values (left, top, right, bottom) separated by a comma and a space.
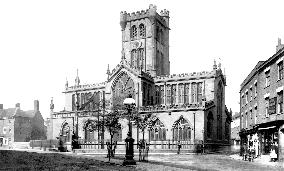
34, 100, 39, 112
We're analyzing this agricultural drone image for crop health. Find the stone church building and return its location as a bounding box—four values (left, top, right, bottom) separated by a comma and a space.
48, 5, 231, 152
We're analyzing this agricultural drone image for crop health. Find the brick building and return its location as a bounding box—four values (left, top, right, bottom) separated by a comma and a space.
0, 100, 46, 148
240, 38, 284, 161
49, 5, 231, 152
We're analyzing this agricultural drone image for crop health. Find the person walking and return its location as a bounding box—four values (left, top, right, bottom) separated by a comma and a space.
177, 141, 181, 154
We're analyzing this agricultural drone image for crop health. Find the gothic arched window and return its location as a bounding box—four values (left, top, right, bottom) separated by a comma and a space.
131, 25, 137, 38
112, 72, 135, 108
131, 50, 137, 68
207, 112, 214, 139
139, 24, 145, 37
172, 116, 191, 141
149, 118, 166, 141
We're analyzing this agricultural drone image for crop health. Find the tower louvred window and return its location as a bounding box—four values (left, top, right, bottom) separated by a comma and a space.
131, 25, 137, 38
139, 24, 145, 37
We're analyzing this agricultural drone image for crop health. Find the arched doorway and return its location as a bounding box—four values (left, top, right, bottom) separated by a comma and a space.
61, 122, 70, 143
83, 120, 97, 143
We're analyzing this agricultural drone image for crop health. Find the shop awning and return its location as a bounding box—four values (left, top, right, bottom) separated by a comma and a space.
258, 126, 276, 130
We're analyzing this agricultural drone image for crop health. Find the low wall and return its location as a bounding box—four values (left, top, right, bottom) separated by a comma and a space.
12, 142, 30, 149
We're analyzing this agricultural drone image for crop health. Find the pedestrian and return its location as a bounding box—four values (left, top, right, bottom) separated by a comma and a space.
106, 142, 111, 161
112, 141, 117, 157
138, 140, 142, 161
177, 141, 181, 154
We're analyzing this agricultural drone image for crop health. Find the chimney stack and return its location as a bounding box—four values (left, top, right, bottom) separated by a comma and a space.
34, 100, 39, 112
0, 104, 3, 110
276, 38, 284, 52
15, 103, 20, 109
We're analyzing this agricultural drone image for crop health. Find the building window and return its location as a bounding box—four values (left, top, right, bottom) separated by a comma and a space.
191, 83, 197, 103
184, 83, 189, 104
130, 50, 137, 68
155, 86, 160, 105
278, 61, 283, 80
138, 49, 144, 70
3, 127, 7, 134
254, 106, 257, 124
173, 116, 191, 141
197, 83, 203, 103
131, 25, 137, 38
242, 95, 245, 107
139, 24, 145, 37
254, 82, 257, 97
150, 118, 166, 141
278, 91, 283, 114
245, 91, 248, 104
265, 99, 269, 117
250, 87, 253, 101
171, 84, 177, 104
265, 71, 270, 87
72, 94, 76, 111
178, 84, 184, 104
250, 109, 253, 126
166, 85, 171, 105
160, 86, 165, 105
245, 112, 248, 128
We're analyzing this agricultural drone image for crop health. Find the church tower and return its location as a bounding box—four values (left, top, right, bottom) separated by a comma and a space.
120, 4, 170, 77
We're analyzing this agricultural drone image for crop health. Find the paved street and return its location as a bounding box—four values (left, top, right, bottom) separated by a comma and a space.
1, 149, 284, 171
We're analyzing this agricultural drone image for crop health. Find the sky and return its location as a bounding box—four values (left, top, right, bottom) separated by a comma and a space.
1, 0, 284, 119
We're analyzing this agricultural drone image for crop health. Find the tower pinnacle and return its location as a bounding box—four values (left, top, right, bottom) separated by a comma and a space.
75, 69, 80, 86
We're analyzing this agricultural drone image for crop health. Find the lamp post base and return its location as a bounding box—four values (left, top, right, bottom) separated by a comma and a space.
122, 157, 136, 165
123, 134, 136, 165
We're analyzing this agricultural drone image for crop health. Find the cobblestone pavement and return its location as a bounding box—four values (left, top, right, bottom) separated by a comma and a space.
2, 149, 284, 171
79, 153, 284, 171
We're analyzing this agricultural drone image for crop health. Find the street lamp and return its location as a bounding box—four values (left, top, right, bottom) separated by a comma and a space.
122, 94, 136, 165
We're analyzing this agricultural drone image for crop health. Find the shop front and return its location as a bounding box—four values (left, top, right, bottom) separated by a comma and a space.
240, 121, 284, 161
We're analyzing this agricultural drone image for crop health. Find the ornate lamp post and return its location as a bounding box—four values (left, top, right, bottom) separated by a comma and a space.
122, 95, 136, 165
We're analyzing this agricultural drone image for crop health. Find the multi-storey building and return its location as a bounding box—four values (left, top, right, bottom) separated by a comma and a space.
0, 100, 46, 148
49, 5, 231, 152
240, 38, 284, 160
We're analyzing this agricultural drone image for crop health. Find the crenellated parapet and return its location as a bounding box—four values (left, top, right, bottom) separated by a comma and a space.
160, 9, 169, 17
65, 82, 106, 93
154, 70, 215, 82
120, 4, 169, 30
139, 100, 214, 113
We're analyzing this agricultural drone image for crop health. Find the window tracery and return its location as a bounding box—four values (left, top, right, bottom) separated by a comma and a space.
172, 116, 191, 141
149, 118, 166, 141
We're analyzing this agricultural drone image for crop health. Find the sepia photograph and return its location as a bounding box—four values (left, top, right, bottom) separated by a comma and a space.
0, 0, 284, 170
